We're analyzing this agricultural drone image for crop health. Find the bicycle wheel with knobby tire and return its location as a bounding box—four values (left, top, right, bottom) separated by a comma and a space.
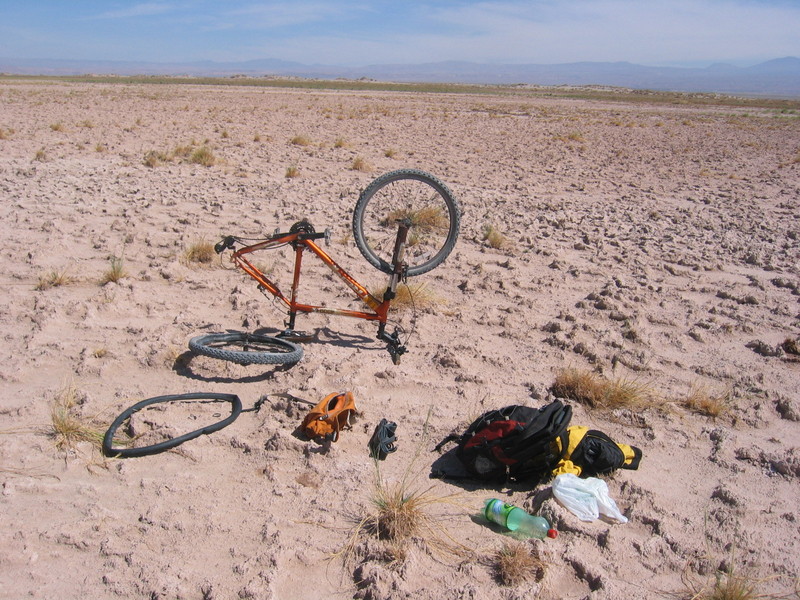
189, 332, 303, 365
352, 169, 461, 277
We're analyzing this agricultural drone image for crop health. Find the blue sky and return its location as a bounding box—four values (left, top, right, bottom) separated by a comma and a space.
1, 1, 799, 67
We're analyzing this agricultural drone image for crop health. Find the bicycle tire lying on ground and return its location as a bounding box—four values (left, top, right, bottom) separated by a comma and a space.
102, 392, 242, 458
352, 169, 461, 277
189, 332, 303, 365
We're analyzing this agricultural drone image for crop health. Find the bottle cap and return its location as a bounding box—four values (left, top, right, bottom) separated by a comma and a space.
547, 529, 558, 539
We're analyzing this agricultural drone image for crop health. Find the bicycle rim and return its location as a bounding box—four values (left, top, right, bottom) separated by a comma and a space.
353, 169, 461, 277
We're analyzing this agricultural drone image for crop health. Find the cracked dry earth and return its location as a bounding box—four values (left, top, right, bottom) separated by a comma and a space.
0, 80, 798, 599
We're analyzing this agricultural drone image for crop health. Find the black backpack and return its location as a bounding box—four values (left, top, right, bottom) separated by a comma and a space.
433, 401, 572, 482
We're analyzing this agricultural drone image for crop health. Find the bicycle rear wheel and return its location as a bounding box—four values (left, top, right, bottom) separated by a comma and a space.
189, 332, 303, 365
352, 169, 461, 277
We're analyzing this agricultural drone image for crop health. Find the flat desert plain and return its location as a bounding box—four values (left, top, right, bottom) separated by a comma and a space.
0, 79, 799, 600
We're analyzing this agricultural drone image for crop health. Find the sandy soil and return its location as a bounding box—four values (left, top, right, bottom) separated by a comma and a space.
0, 79, 798, 600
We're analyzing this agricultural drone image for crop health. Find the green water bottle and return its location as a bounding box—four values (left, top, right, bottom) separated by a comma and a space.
483, 498, 558, 539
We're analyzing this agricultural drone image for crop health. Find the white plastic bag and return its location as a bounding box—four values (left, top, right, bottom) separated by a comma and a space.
551, 473, 628, 524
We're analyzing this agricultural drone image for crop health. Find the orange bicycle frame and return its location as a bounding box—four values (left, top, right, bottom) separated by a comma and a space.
231, 232, 389, 329
218, 219, 410, 362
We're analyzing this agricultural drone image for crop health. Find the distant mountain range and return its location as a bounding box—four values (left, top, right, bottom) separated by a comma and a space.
2, 56, 799, 97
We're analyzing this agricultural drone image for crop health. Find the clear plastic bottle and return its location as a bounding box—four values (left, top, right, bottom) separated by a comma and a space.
483, 498, 558, 539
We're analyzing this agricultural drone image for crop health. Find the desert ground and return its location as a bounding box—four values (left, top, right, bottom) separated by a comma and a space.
0, 78, 798, 600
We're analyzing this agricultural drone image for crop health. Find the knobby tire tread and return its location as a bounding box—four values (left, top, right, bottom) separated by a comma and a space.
189, 332, 303, 365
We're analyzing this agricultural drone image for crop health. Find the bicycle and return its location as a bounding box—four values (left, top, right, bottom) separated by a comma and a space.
189, 169, 461, 366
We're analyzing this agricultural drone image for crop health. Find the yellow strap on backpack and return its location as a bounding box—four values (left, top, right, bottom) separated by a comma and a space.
552, 426, 642, 477
301, 392, 357, 442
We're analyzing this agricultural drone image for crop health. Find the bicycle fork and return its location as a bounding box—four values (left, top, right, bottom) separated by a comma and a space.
377, 220, 411, 364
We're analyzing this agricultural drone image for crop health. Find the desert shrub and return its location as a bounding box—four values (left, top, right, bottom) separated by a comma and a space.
285, 166, 300, 178
34, 148, 47, 162
550, 368, 653, 409
384, 148, 397, 158
49, 122, 65, 132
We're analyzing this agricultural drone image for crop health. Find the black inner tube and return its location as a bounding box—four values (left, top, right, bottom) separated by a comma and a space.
102, 392, 242, 458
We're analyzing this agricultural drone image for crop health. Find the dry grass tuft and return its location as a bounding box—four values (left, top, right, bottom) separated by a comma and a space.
100, 256, 127, 285
682, 567, 778, 600
781, 337, 799, 355
290, 135, 312, 146
351, 156, 372, 172
189, 146, 216, 167
681, 383, 731, 418
381, 206, 449, 236
338, 410, 468, 566
482, 224, 507, 249
143, 143, 217, 167
551, 368, 654, 409
143, 150, 170, 168
372, 281, 440, 312
370, 478, 437, 542
48, 380, 104, 452
285, 165, 300, 178
183, 239, 216, 265
493, 541, 546, 586
35, 267, 74, 290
